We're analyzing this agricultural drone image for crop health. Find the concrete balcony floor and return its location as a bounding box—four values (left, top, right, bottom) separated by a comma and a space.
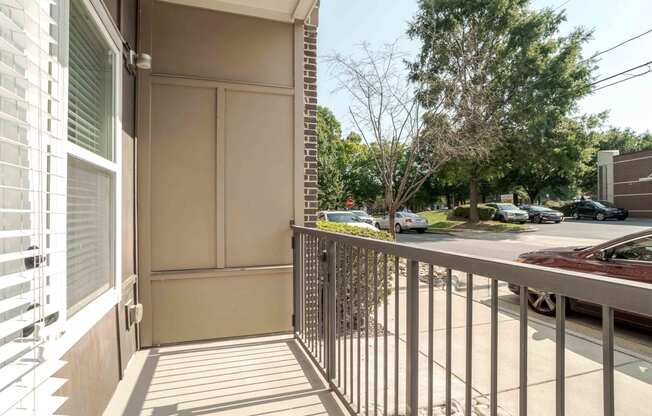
104, 334, 348, 416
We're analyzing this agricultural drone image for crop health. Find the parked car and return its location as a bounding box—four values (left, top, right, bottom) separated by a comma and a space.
597, 200, 629, 219
521, 205, 564, 224
509, 229, 652, 329
571, 200, 628, 221
375, 212, 428, 233
317, 211, 378, 231
349, 210, 375, 225
485, 203, 529, 224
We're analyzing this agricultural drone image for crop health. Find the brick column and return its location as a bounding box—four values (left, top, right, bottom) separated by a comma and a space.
303, 23, 318, 225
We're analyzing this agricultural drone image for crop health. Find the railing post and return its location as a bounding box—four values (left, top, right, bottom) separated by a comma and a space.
406, 259, 419, 415
326, 239, 337, 380
292, 233, 301, 335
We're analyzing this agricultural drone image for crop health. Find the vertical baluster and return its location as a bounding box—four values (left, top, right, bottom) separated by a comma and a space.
374, 252, 379, 415
357, 247, 362, 414
602, 306, 614, 416
428, 264, 434, 416
327, 239, 337, 379
383, 254, 388, 416
406, 259, 419, 415
556, 295, 566, 416
446, 268, 452, 416
465, 273, 473, 416
365, 249, 370, 415
394, 256, 400, 416
490, 279, 498, 416
344, 245, 348, 395
350, 245, 354, 403
519, 286, 528, 416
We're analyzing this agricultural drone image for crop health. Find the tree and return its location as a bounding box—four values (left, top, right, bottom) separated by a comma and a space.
506, 116, 598, 202
326, 43, 476, 235
408, 0, 593, 221
317, 106, 345, 209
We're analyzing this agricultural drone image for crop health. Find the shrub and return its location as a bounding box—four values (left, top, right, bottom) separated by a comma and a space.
559, 202, 576, 217
316, 220, 393, 241
452, 204, 497, 221
315, 220, 393, 332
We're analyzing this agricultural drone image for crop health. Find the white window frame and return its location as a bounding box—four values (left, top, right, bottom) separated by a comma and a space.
53, 0, 123, 355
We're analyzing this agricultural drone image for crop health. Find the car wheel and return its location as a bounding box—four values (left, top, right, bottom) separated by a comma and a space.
596, 212, 606, 221
537, 216, 543, 224
618, 217, 626, 221
499, 215, 506, 223
520, 221, 526, 224
416, 229, 426, 234
527, 290, 557, 316
394, 223, 402, 234
375, 222, 381, 229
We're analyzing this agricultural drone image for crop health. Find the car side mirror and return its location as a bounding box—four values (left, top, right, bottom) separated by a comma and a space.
598, 249, 613, 262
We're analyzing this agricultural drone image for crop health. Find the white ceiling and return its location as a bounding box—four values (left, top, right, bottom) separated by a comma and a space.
159, 0, 317, 22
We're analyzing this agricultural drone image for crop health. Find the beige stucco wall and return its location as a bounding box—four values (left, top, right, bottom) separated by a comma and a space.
138, 1, 302, 345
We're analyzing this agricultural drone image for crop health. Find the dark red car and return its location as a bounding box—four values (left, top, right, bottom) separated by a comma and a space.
509, 229, 652, 329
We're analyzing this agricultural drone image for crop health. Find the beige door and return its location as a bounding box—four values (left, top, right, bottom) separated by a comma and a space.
137, 77, 295, 346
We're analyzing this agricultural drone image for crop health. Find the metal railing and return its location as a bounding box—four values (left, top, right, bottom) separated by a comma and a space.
291, 225, 652, 416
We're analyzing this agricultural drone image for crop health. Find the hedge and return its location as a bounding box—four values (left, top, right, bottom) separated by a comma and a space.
452, 204, 497, 221
314, 220, 393, 332
316, 220, 393, 241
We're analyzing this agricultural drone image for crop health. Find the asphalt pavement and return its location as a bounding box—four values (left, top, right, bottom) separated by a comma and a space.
397, 217, 652, 261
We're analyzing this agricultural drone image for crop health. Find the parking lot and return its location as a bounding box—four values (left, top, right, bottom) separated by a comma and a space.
391, 217, 652, 414
397, 217, 652, 261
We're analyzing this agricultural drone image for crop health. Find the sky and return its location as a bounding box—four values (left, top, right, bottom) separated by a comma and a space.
317, 0, 652, 135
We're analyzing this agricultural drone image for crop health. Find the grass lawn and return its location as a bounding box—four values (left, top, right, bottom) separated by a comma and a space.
418, 210, 530, 233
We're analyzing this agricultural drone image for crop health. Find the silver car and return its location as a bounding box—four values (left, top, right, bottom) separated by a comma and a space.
376, 212, 428, 233
317, 211, 378, 231
486, 203, 529, 224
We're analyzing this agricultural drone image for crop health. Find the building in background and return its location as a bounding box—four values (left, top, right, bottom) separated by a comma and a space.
598, 149, 652, 218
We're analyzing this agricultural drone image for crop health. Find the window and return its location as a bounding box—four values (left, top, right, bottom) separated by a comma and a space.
612, 237, 652, 262
66, 0, 120, 315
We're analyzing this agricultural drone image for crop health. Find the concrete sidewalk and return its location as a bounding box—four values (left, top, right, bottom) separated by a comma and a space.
343, 277, 652, 415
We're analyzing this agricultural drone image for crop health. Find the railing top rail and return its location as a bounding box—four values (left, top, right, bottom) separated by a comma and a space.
292, 225, 652, 318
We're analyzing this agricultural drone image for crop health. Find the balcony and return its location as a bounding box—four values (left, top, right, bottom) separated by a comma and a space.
106, 226, 652, 416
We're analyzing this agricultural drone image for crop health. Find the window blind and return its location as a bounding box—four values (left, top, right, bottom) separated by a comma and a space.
65, 0, 115, 315
0, 0, 67, 414
67, 0, 113, 160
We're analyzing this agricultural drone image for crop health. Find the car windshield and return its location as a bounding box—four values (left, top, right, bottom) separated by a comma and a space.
592, 201, 608, 209
598, 201, 615, 208
351, 210, 369, 217
530, 206, 552, 212
326, 213, 360, 223
496, 204, 519, 210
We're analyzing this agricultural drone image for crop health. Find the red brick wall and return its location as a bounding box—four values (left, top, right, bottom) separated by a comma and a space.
303, 23, 318, 225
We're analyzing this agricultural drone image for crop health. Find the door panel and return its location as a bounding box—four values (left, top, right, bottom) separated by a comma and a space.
150, 84, 217, 271
225, 91, 293, 267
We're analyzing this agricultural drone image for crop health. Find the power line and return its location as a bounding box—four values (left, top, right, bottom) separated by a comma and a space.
592, 68, 652, 92
589, 60, 652, 87
583, 27, 652, 63
553, 0, 572, 11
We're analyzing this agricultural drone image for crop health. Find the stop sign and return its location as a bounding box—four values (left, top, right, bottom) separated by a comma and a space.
346, 197, 354, 209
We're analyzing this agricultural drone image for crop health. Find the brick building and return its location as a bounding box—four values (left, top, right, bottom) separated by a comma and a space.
598, 149, 652, 218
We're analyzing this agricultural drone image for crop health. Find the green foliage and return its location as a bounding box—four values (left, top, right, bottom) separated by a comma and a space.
408, 0, 594, 217
316, 220, 393, 241
453, 204, 497, 221
317, 107, 383, 209
559, 202, 576, 217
